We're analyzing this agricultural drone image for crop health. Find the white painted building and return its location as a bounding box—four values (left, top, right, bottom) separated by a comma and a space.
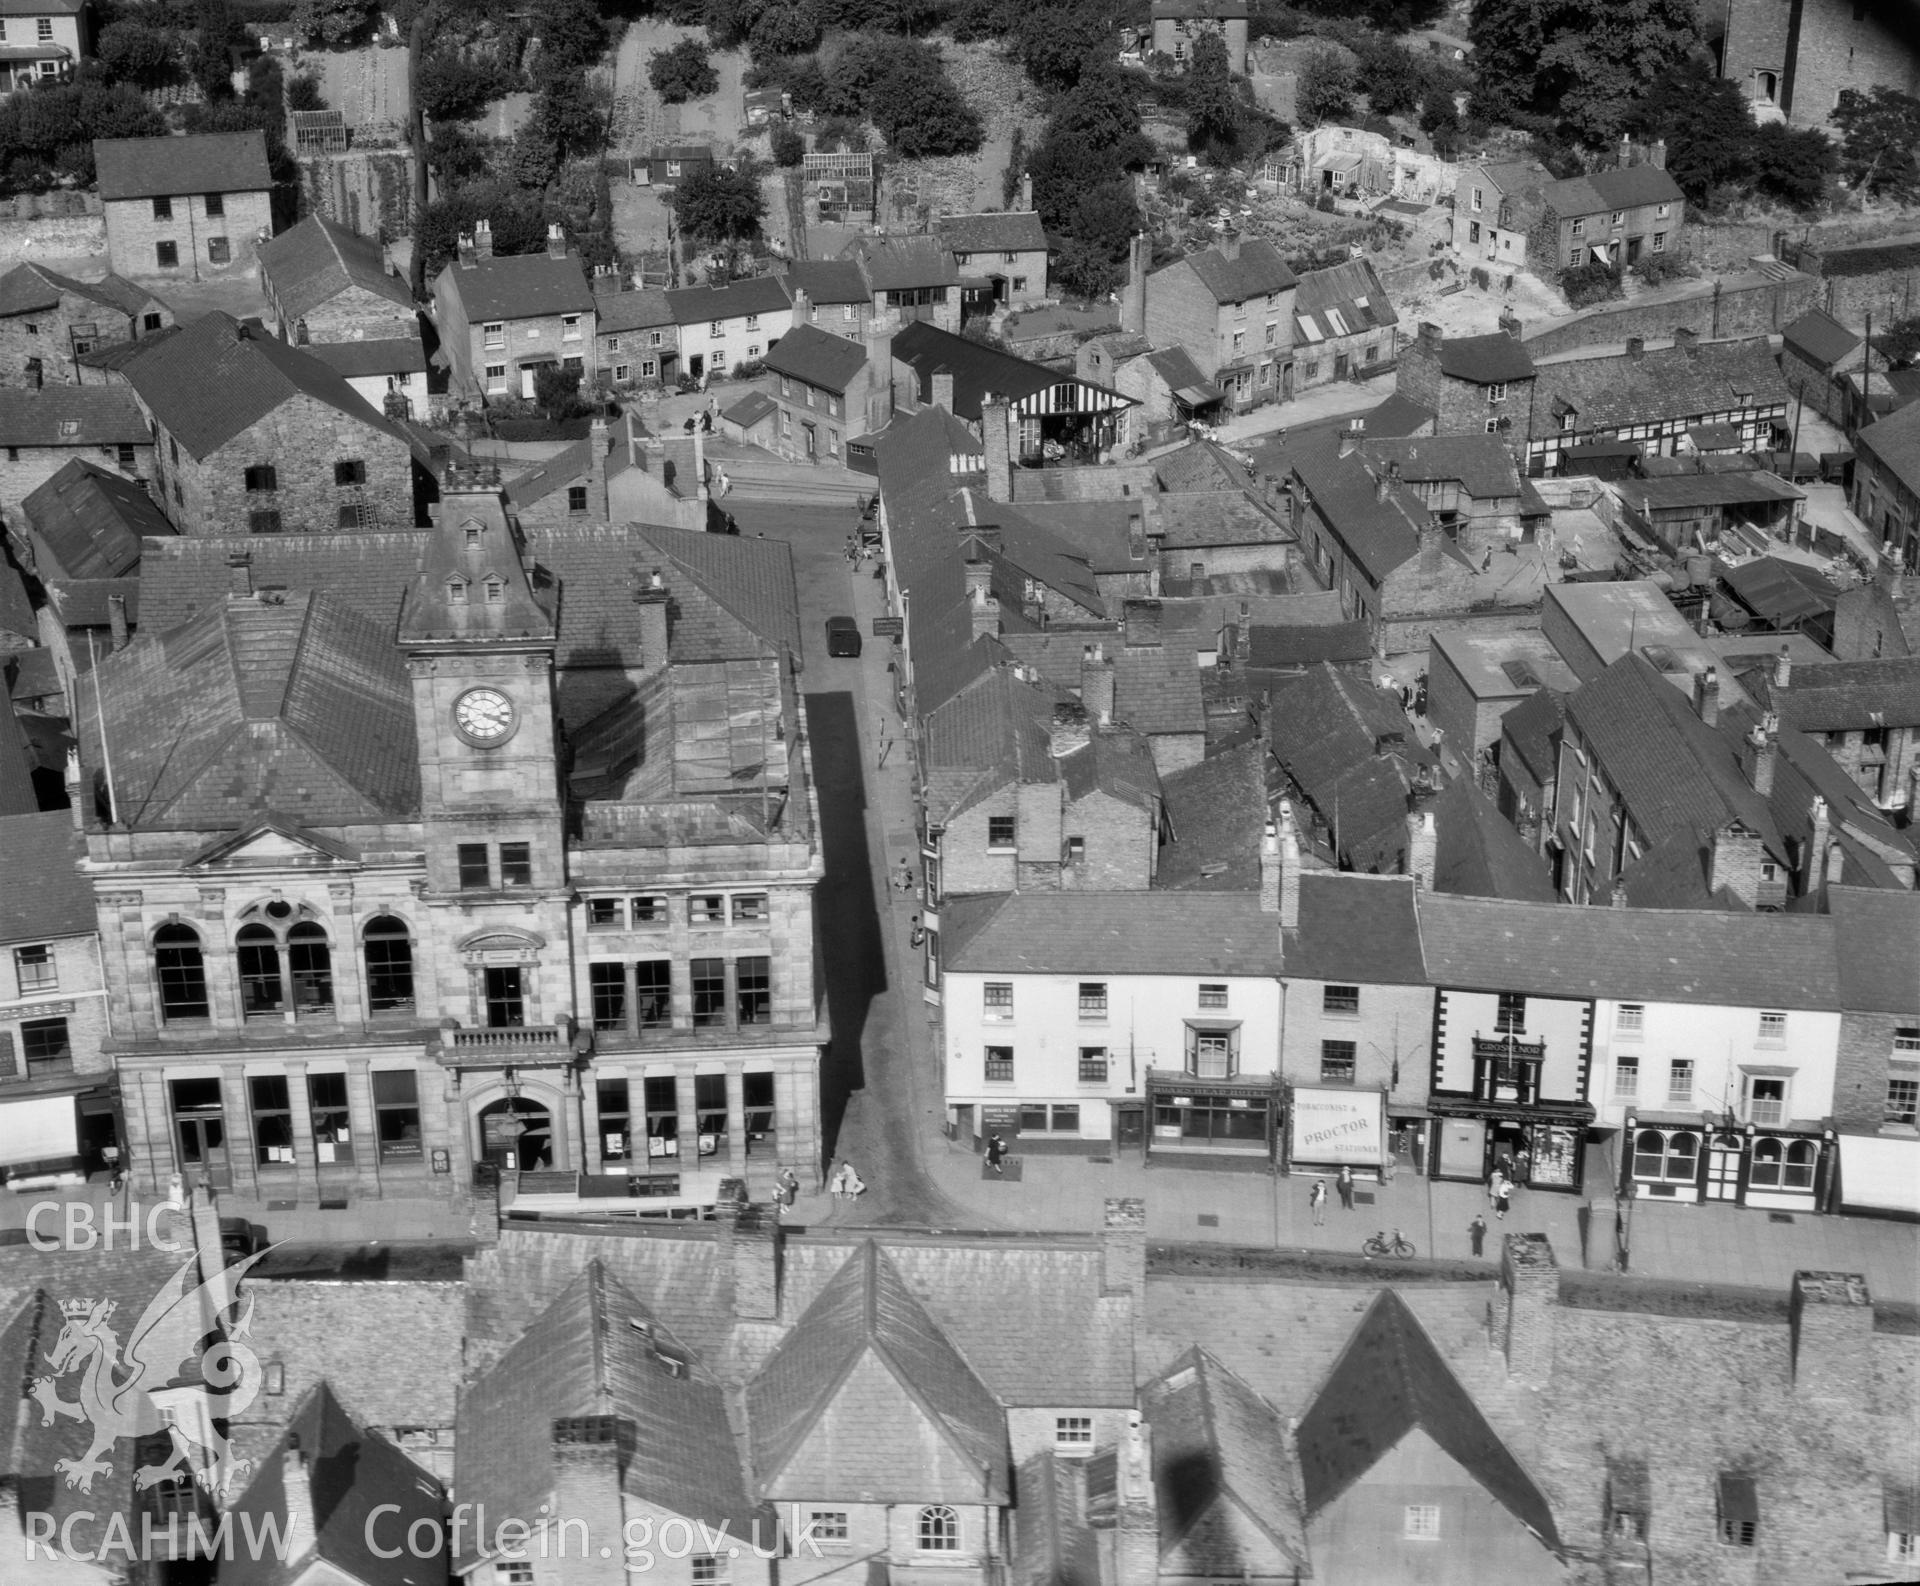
665, 275, 794, 383
937, 880, 1284, 1163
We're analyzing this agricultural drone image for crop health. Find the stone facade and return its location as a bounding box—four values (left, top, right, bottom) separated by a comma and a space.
1832, 1008, 1918, 1133
1530, 189, 1683, 276
0, 437, 152, 518
103, 187, 273, 283
0, 273, 169, 389
1151, 6, 1249, 71
0, 921, 110, 1086
1143, 239, 1296, 410
1722, 0, 1920, 130
1394, 326, 1535, 442
273, 281, 413, 345
145, 388, 416, 536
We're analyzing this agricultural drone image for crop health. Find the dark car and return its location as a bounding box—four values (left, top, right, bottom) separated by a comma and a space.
825, 615, 862, 657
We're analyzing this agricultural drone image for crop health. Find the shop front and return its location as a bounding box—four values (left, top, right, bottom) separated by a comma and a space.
1429, 1102, 1591, 1190
0, 1082, 99, 1188
1146, 1071, 1280, 1166
1834, 1133, 1920, 1220
1289, 1086, 1386, 1175
1622, 1115, 1831, 1211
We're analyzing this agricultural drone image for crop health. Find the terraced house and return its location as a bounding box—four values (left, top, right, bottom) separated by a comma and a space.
0, 262, 169, 388
94, 130, 274, 281
432, 220, 597, 401
1529, 157, 1684, 274
1144, 231, 1299, 410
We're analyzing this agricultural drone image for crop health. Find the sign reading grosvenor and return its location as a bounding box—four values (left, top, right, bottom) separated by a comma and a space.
1290, 1087, 1385, 1166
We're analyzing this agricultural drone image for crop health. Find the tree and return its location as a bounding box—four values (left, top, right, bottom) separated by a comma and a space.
1419, 85, 1461, 157
533, 362, 590, 419
1626, 65, 1753, 206
1466, 0, 1543, 124
193, 0, 237, 100
1185, 31, 1239, 158
96, 20, 177, 88
417, 52, 514, 123
530, 76, 605, 161
749, 0, 820, 57
771, 125, 805, 166
672, 160, 767, 243
289, 0, 372, 48
1473, 0, 1703, 145
1296, 47, 1353, 127
867, 43, 981, 158
415, 182, 552, 277
1011, 0, 1114, 95
649, 38, 719, 104
534, 0, 612, 82
286, 72, 326, 112
1830, 86, 1920, 199
1747, 122, 1833, 209
1357, 36, 1424, 118
1878, 317, 1920, 368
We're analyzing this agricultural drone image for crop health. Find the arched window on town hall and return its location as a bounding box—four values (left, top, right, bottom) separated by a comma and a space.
363, 915, 415, 1014
153, 923, 209, 1022
286, 922, 333, 1012
237, 924, 283, 1017
236, 903, 336, 1019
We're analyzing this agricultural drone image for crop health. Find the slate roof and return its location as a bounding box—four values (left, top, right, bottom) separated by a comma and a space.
1145, 344, 1221, 405
1829, 887, 1920, 1013
1297, 1289, 1559, 1549
937, 211, 1050, 253
941, 889, 1282, 976
1623, 471, 1803, 512
48, 575, 138, 632
747, 1241, 1009, 1504
1719, 556, 1836, 626
0, 384, 147, 447
1155, 438, 1245, 494
438, 250, 595, 321
1533, 338, 1788, 438
1114, 640, 1205, 737
762, 321, 867, 393
1289, 431, 1430, 585
305, 337, 427, 379
892, 319, 1128, 421
0, 809, 93, 941
783, 258, 869, 306
0, 711, 34, 818
1170, 237, 1297, 304
221, 1382, 445, 1586
121, 312, 415, 462
1359, 433, 1520, 500
841, 234, 958, 291
0, 559, 31, 641
1141, 1347, 1307, 1570
78, 324, 179, 375
80, 589, 421, 830
19, 458, 173, 580
1749, 656, 1920, 732
1283, 870, 1425, 984
454, 1261, 756, 1574
1856, 397, 1920, 497
722, 389, 777, 428
1246, 620, 1373, 668
1152, 0, 1250, 16
7, 646, 59, 705
1361, 391, 1436, 437
1418, 891, 1837, 1006
1428, 777, 1557, 902
256, 214, 410, 325
0, 262, 153, 319
1436, 331, 1536, 384
1152, 490, 1289, 550
1156, 738, 1270, 890
1541, 163, 1684, 216
665, 274, 791, 326
1293, 258, 1396, 344
95, 130, 271, 199
593, 287, 675, 333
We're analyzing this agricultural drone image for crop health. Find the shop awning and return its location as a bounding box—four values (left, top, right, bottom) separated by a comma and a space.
1175, 384, 1223, 407
1837, 1134, 1920, 1217
0, 1094, 79, 1167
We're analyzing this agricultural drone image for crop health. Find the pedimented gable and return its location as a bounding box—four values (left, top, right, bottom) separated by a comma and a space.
188, 820, 358, 869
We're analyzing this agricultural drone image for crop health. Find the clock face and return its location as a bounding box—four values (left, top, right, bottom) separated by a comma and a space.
454, 687, 515, 744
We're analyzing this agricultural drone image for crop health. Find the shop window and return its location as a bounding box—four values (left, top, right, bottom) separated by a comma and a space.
1404, 1505, 1441, 1540
154, 924, 209, 1021
918, 1506, 959, 1552
251, 1076, 295, 1166
1667, 1059, 1693, 1104
1055, 1415, 1093, 1447
636, 961, 672, 1028
587, 897, 625, 929
1320, 1040, 1356, 1084
598, 1078, 630, 1159
1748, 1137, 1815, 1189
1078, 982, 1107, 1018
310, 1072, 352, 1164
691, 894, 726, 926
983, 982, 1013, 1020
1323, 984, 1359, 1015
372, 1070, 422, 1163
1888, 1077, 1919, 1127
987, 815, 1016, 850
1614, 1054, 1638, 1099
1198, 983, 1228, 1010
237, 924, 283, 1017
1019, 1103, 1049, 1132
1633, 1128, 1698, 1182
1495, 993, 1525, 1033
736, 956, 771, 1025
731, 893, 768, 923
691, 958, 726, 1027
590, 963, 627, 1031
457, 843, 491, 890
484, 967, 524, 1028
1079, 1047, 1108, 1083
21, 1018, 70, 1075
1051, 1104, 1080, 1132
985, 1046, 1014, 1082
14, 944, 55, 993
499, 843, 533, 888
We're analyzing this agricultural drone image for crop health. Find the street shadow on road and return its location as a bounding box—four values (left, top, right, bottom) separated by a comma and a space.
802, 689, 885, 1156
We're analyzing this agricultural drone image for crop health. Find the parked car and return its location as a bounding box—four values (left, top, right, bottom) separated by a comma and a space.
825, 615, 862, 657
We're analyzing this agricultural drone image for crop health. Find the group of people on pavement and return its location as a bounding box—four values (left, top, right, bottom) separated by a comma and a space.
1307, 1164, 1358, 1224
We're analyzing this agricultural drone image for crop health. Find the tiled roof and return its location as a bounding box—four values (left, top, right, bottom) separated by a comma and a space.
256, 214, 410, 325
1289, 431, 1428, 585
1750, 655, 1920, 732
19, 458, 172, 580
721, 389, 777, 427
1830, 887, 1920, 1012
1359, 433, 1520, 501
1141, 1347, 1307, 1570
1293, 258, 1397, 343
94, 131, 270, 198
1145, 344, 1220, 403
1719, 556, 1835, 627
1532, 337, 1788, 438
7, 646, 59, 704
139, 534, 427, 632
1001, 303, 1117, 344
0, 384, 148, 447
503, 439, 594, 509
1171, 238, 1297, 304
1418, 891, 1838, 1006
1297, 1289, 1558, 1548
762, 321, 867, 392
1429, 777, 1556, 902
1283, 870, 1425, 983
1114, 641, 1205, 736
747, 1241, 1009, 1504
305, 336, 427, 379
1474, 160, 1550, 204
220, 1382, 445, 1586
1, 694, 41, 815
1156, 738, 1269, 890
1152, 0, 1249, 17
942, 888, 1281, 975
783, 258, 868, 306
0, 560, 31, 640
1856, 396, 1920, 497
438, 250, 595, 320
1246, 620, 1372, 668
893, 319, 1127, 421
1436, 331, 1536, 384
924, 668, 1060, 822
0, 809, 93, 941
593, 287, 674, 332
1154, 437, 1245, 494
1151, 490, 1289, 550
49, 575, 139, 631
1542, 163, 1683, 216
1361, 391, 1437, 437
665, 274, 791, 326
121, 312, 413, 462
841, 234, 958, 291
1624, 470, 1803, 511
78, 324, 179, 374
80, 590, 420, 830
454, 1261, 755, 1574
937, 210, 1049, 253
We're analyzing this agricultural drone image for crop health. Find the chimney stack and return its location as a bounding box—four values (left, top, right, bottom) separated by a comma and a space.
279, 1442, 315, 1561
1626, 337, 1645, 360
1081, 642, 1115, 725
1218, 228, 1241, 262
965, 558, 1000, 639
227, 549, 253, 597
1747, 711, 1778, 796
546, 223, 567, 260
1019, 171, 1034, 213
1374, 465, 1393, 504
931, 367, 955, 413
1693, 667, 1719, 727
456, 231, 476, 269
1123, 233, 1150, 337
1338, 418, 1366, 458
1417, 321, 1441, 356
1673, 326, 1699, 356
1498, 307, 1522, 339
1790, 1272, 1873, 1405
473, 218, 493, 260
551, 1417, 628, 1586
1274, 803, 1301, 928
1050, 700, 1093, 759
1407, 808, 1437, 890
107, 592, 129, 650
1418, 517, 1443, 573
1114, 1410, 1158, 1586
714, 1181, 780, 1321
1772, 643, 1792, 690
1491, 1233, 1558, 1388
693, 421, 709, 503
982, 394, 1013, 502
634, 567, 670, 668
1650, 138, 1667, 170
791, 283, 811, 323
1102, 1197, 1146, 1305
1879, 539, 1903, 599
1804, 795, 1828, 899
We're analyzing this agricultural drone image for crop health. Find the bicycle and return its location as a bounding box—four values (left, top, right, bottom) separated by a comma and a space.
1362, 1228, 1417, 1259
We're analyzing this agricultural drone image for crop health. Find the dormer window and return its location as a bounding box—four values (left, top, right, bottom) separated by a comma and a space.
446, 577, 469, 605
483, 577, 504, 604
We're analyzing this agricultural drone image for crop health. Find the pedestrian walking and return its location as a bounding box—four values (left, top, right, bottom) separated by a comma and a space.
986, 1134, 1008, 1176
909, 914, 927, 948
1309, 1178, 1327, 1225
1469, 1213, 1487, 1256
1515, 1146, 1532, 1185
844, 1164, 867, 1198
1487, 1167, 1507, 1206
1495, 1180, 1513, 1221
1337, 1164, 1354, 1211
829, 1161, 850, 1200
777, 1168, 799, 1216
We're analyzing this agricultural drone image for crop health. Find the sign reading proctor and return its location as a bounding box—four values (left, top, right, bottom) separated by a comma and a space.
1291, 1087, 1385, 1167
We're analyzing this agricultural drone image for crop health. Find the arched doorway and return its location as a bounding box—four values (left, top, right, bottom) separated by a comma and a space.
478, 1097, 555, 1173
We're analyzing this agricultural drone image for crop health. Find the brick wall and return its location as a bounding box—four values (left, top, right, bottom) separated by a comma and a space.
104, 189, 273, 282
151, 391, 414, 536
1145, 263, 1228, 381
940, 795, 1022, 896
294, 282, 417, 345
1394, 335, 1531, 438
1779, 0, 1920, 130
1518, 273, 1820, 360
1781, 343, 1849, 425
1059, 788, 1155, 890
1832, 1008, 1910, 1131
1280, 976, 1433, 1104
0, 933, 110, 1081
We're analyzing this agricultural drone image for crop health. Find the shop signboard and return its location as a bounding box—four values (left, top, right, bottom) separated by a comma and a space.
1291, 1087, 1384, 1166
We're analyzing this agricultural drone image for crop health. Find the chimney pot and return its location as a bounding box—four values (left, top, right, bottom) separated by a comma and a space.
1407, 807, 1437, 890
1694, 667, 1720, 727
1772, 644, 1791, 690
473, 218, 493, 261
1273, 803, 1301, 927
107, 592, 129, 650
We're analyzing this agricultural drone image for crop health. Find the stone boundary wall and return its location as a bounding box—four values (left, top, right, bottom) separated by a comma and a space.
1519, 273, 1819, 359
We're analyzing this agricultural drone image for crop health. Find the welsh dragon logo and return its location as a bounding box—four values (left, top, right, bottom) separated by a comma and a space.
31, 1247, 275, 1500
